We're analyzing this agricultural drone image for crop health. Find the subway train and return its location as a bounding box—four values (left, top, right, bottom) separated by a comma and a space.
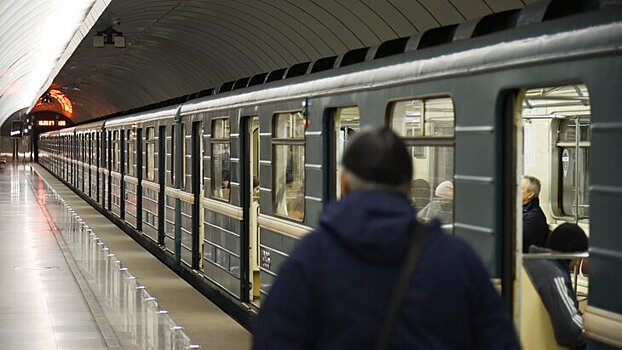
38, 1, 622, 348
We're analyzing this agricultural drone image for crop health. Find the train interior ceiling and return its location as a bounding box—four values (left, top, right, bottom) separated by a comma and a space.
24, 2, 622, 349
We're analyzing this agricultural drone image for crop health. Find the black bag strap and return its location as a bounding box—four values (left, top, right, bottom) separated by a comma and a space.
374, 222, 427, 350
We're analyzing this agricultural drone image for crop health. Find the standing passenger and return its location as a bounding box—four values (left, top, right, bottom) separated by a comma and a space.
522, 175, 549, 252
524, 223, 588, 350
252, 127, 520, 350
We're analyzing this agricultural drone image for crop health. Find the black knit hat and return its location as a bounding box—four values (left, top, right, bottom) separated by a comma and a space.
546, 223, 588, 252
341, 127, 412, 186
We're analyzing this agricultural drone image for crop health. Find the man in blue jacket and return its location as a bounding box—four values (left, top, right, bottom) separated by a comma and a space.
252, 127, 520, 350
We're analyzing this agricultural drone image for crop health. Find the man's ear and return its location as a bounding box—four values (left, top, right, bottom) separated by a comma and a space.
527, 190, 535, 201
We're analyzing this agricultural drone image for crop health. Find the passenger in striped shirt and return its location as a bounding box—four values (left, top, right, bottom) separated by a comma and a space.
524, 223, 588, 350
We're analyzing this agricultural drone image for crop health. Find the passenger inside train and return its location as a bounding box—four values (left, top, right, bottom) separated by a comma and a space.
524, 223, 588, 350
417, 180, 453, 225
411, 178, 431, 210
522, 175, 549, 253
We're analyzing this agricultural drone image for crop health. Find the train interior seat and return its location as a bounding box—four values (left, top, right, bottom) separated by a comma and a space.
519, 266, 565, 350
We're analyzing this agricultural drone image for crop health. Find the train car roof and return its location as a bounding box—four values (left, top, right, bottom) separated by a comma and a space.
104, 105, 179, 128
181, 9, 622, 115
74, 120, 106, 132
58, 126, 76, 136
39, 130, 61, 138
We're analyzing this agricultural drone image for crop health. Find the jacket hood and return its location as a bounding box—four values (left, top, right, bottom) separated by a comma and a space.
319, 191, 419, 264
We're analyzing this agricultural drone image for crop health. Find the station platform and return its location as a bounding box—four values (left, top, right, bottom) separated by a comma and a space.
0, 163, 250, 349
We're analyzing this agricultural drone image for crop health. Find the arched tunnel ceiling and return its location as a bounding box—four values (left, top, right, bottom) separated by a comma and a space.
39, 0, 535, 123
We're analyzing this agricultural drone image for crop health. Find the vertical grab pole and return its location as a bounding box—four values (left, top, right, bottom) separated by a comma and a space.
574, 117, 580, 224
174, 106, 183, 270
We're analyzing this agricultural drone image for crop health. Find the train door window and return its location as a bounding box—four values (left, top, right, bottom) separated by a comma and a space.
211, 118, 231, 201
273, 112, 305, 221
181, 123, 187, 189
112, 131, 119, 172
521, 84, 591, 223
127, 129, 135, 176
92, 132, 97, 165
170, 125, 175, 185
146, 127, 155, 181
389, 97, 455, 229
331, 107, 360, 199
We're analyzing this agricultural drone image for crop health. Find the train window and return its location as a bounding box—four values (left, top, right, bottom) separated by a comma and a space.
112, 131, 119, 172
211, 118, 231, 201
389, 97, 455, 229
127, 129, 135, 176
391, 98, 455, 138
273, 112, 305, 221
521, 84, 591, 222
332, 106, 360, 199
146, 127, 155, 181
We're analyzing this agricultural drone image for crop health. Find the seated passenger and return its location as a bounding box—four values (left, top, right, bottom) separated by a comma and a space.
524, 223, 588, 350
253, 176, 260, 202
417, 180, 453, 225
411, 178, 431, 209
522, 175, 549, 252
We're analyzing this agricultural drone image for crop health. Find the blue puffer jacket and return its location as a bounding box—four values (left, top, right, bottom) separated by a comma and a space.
252, 191, 520, 350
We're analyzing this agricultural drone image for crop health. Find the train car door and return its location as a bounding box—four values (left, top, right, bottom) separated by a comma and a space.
191, 121, 204, 269
512, 84, 592, 349
157, 125, 166, 245
241, 116, 260, 305
325, 107, 360, 201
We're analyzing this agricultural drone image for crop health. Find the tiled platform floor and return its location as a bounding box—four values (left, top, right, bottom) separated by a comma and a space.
0, 164, 109, 349
0, 163, 251, 349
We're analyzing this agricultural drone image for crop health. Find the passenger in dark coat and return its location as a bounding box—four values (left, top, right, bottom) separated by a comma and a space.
252, 127, 520, 350
522, 175, 549, 252
524, 223, 588, 350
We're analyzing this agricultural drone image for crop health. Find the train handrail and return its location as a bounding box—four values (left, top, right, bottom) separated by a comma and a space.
585, 306, 622, 349
522, 252, 589, 260
141, 180, 160, 192
201, 198, 242, 220
257, 214, 311, 240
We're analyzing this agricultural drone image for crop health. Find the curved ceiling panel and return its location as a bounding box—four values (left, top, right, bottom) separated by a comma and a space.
24, 0, 532, 123
0, 0, 102, 125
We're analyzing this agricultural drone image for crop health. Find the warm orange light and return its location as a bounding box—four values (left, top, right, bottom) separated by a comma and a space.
48, 89, 73, 114
33, 89, 73, 117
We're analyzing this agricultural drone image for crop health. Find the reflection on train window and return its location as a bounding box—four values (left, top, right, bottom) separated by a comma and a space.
112, 130, 119, 172
146, 127, 155, 181
211, 118, 231, 201
127, 129, 135, 176
521, 84, 591, 222
333, 106, 360, 199
390, 97, 455, 229
273, 112, 305, 221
